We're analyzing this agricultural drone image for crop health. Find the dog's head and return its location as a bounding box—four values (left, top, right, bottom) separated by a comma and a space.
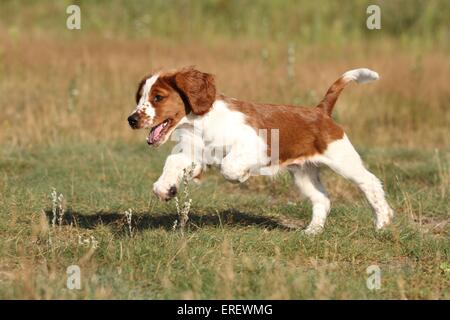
127, 67, 216, 147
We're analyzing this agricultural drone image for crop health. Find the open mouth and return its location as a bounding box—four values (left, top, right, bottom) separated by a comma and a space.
147, 119, 171, 145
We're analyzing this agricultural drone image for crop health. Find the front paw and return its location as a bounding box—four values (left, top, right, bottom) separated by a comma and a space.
153, 182, 178, 201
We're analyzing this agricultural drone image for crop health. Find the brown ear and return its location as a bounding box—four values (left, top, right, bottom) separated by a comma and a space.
174, 68, 216, 115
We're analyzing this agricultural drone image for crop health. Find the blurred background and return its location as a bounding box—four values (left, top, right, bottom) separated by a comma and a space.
0, 0, 449, 149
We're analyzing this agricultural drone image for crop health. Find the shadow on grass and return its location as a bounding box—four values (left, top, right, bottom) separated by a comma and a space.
45, 209, 304, 234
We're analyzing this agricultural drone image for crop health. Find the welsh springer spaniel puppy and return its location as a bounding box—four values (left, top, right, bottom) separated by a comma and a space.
127, 67, 393, 234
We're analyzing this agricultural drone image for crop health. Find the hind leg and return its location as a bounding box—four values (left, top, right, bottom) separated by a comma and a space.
289, 164, 331, 235
320, 135, 393, 229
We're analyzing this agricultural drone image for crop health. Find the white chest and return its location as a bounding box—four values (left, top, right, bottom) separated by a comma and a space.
175, 100, 270, 170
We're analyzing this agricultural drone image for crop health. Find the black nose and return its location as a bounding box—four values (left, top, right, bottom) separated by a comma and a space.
127, 114, 139, 128
168, 185, 177, 198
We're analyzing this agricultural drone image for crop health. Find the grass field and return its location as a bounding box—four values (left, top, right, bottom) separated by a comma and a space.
0, 0, 449, 299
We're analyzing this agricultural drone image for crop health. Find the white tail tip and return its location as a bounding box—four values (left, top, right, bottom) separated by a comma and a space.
342, 68, 379, 84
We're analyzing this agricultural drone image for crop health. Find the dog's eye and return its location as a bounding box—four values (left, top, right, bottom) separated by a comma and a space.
153, 95, 164, 103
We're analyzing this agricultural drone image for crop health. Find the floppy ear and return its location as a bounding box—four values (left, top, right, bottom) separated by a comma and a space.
174, 68, 216, 115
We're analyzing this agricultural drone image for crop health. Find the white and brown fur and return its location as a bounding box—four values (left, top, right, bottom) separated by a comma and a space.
127, 67, 393, 234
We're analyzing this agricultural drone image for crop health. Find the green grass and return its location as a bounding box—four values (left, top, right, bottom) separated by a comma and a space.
1, 0, 450, 47
0, 141, 448, 299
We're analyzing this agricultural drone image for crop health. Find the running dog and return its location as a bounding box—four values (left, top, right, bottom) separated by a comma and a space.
127, 67, 393, 234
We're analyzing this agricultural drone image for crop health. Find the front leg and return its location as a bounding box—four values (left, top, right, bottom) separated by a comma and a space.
153, 153, 201, 201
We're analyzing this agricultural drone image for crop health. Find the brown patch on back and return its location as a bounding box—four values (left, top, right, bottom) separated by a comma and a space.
226, 97, 344, 164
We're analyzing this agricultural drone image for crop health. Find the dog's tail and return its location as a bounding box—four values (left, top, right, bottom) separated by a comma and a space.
316, 68, 379, 116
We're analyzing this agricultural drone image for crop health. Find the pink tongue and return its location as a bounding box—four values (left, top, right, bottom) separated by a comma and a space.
149, 123, 164, 143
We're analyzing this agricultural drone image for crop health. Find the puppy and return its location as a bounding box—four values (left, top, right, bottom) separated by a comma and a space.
127, 67, 393, 234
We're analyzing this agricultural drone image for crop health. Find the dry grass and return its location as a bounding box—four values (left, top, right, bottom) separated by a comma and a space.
1, 33, 449, 149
